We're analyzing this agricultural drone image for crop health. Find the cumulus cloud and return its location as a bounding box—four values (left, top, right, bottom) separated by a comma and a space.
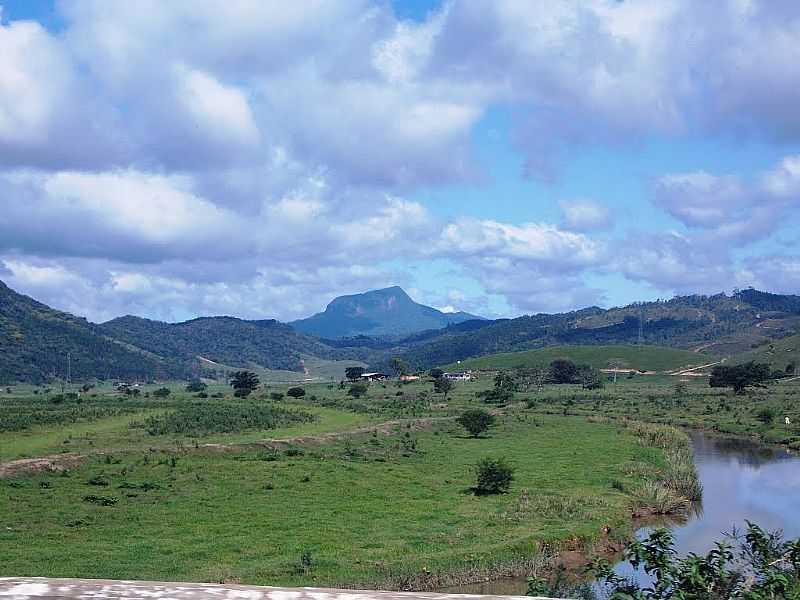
1, 1, 800, 320
559, 200, 613, 232
653, 155, 800, 245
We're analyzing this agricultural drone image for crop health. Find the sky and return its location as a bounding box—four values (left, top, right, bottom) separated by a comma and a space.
1, 0, 799, 323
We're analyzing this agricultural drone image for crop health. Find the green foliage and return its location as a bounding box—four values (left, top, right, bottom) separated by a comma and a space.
345, 366, 365, 381
429, 368, 444, 379
347, 383, 368, 398
593, 523, 800, 599
140, 403, 314, 435
550, 358, 580, 384
578, 365, 604, 390
185, 380, 207, 393
152, 387, 171, 398
433, 376, 454, 398
757, 406, 777, 425
0, 280, 185, 384
473, 456, 514, 495
390, 357, 410, 377
710, 361, 771, 393
456, 409, 496, 437
230, 370, 259, 398
287, 387, 306, 399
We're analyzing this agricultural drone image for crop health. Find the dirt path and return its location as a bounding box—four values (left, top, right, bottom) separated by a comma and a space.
0, 415, 461, 477
0, 454, 86, 478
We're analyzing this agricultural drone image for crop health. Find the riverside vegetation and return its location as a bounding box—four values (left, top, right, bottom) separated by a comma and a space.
0, 372, 711, 590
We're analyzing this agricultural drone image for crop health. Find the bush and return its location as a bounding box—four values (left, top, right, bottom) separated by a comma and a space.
152, 387, 171, 398
347, 383, 368, 398
270, 392, 284, 401
473, 457, 514, 495
185, 380, 207, 393
456, 409, 496, 438
756, 406, 777, 425
287, 387, 306, 399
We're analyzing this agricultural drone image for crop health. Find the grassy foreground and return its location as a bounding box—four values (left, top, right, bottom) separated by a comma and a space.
0, 382, 667, 589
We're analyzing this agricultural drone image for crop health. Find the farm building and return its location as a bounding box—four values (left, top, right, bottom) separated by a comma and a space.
360, 372, 387, 381
443, 371, 472, 381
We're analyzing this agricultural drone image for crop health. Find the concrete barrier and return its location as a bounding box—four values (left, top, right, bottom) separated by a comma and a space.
0, 578, 561, 600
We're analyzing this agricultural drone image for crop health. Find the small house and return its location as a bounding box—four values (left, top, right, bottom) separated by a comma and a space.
443, 371, 472, 381
360, 372, 387, 381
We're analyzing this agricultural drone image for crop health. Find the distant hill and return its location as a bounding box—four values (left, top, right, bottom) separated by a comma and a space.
730, 333, 800, 375
443, 345, 706, 373
380, 290, 800, 371
290, 286, 482, 338
3, 278, 799, 384
100, 314, 363, 375
0, 280, 185, 384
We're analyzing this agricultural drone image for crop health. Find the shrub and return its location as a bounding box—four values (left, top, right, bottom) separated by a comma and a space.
270, 392, 284, 401
82, 494, 118, 506
152, 387, 171, 398
473, 457, 514, 495
287, 387, 306, 399
347, 383, 368, 398
456, 409, 496, 438
756, 406, 777, 425
185, 380, 207, 393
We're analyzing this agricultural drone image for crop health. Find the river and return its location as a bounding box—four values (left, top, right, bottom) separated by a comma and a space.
442, 430, 800, 596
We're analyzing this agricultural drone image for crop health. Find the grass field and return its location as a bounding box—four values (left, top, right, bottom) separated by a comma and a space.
0, 377, 678, 589
444, 345, 709, 373
730, 333, 800, 374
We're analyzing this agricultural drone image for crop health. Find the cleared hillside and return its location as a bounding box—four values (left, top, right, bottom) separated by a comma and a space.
731, 334, 800, 375
443, 344, 708, 372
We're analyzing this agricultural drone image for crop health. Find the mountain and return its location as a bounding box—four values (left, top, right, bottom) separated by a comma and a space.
377, 290, 800, 371
3, 277, 799, 384
290, 286, 483, 338
99, 315, 366, 375
0, 280, 185, 384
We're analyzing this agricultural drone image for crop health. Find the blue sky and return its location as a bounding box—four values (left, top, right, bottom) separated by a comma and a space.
1, 1, 799, 322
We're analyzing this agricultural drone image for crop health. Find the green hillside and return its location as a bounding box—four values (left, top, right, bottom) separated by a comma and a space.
0, 281, 186, 384
443, 344, 708, 372
100, 316, 371, 375
731, 334, 800, 375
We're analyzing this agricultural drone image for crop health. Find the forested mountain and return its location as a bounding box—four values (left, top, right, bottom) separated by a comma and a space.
290, 286, 482, 338
2, 278, 799, 383
0, 280, 185, 384
375, 290, 800, 371
100, 315, 367, 374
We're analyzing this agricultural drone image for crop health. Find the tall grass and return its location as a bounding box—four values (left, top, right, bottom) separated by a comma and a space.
623, 421, 703, 512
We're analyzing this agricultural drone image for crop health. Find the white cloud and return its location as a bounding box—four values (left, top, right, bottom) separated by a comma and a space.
559, 199, 613, 232
653, 155, 800, 245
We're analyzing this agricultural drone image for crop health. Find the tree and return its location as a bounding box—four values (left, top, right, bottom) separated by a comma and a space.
549, 359, 579, 384
287, 386, 305, 399
473, 457, 514, 495
390, 357, 410, 378
429, 368, 444, 380
229, 370, 259, 398
433, 376, 454, 399
345, 366, 365, 382
756, 406, 777, 425
457, 409, 495, 437
577, 365, 604, 390
593, 523, 800, 600
347, 383, 368, 398
152, 387, 171, 398
185, 380, 207, 393
709, 361, 771, 393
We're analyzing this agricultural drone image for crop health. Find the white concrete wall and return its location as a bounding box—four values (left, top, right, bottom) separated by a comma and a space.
0, 578, 561, 600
